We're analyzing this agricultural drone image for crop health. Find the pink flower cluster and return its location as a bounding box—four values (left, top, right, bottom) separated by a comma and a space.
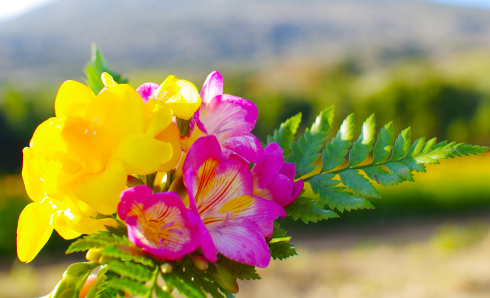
118, 72, 303, 268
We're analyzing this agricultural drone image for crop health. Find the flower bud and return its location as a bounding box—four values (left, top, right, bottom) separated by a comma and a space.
214, 265, 238, 293
190, 255, 208, 271
85, 249, 103, 262
160, 262, 173, 274
98, 255, 114, 265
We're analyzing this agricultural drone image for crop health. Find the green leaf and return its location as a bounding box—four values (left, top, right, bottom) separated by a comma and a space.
338, 169, 380, 198
66, 231, 129, 254
288, 107, 334, 178
363, 166, 403, 186
269, 241, 298, 260
308, 174, 374, 212
84, 43, 127, 94
165, 271, 207, 298
321, 114, 355, 172
372, 122, 394, 164
385, 161, 414, 181
106, 276, 149, 297
348, 114, 376, 166
49, 262, 99, 298
284, 196, 339, 223
390, 127, 411, 161
267, 112, 302, 151
182, 263, 226, 298
216, 255, 261, 280
106, 260, 153, 282
101, 244, 156, 267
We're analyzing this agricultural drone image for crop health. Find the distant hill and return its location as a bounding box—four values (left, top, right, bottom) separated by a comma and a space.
1, 0, 490, 85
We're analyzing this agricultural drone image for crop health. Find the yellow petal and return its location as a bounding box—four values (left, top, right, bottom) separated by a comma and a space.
17, 202, 60, 263
22, 148, 46, 202
180, 125, 206, 152
156, 123, 182, 172
72, 160, 127, 215
112, 132, 173, 175
101, 72, 117, 88
54, 80, 95, 119
60, 209, 117, 235
156, 75, 201, 120
85, 84, 147, 158
145, 99, 173, 137
54, 217, 82, 240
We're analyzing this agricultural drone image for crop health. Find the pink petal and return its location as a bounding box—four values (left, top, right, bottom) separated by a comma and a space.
200, 71, 223, 104
118, 186, 200, 260
252, 149, 284, 189
257, 174, 294, 207
209, 218, 271, 268
221, 133, 264, 163
264, 142, 283, 155
291, 179, 304, 203
200, 95, 258, 139
136, 83, 159, 103
182, 135, 223, 175
278, 162, 296, 182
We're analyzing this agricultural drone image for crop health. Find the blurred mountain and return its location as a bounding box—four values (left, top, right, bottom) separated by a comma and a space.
1, 0, 490, 84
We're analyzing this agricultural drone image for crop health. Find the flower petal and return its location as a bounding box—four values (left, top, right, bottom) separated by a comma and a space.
156, 123, 183, 172
221, 133, 264, 163
22, 147, 46, 202
119, 186, 200, 260
156, 75, 201, 120
85, 84, 147, 158
72, 160, 127, 215
200, 95, 258, 139
209, 219, 271, 268
17, 202, 59, 263
137, 83, 159, 103
256, 174, 294, 207
112, 132, 173, 175
200, 71, 223, 104
54, 80, 95, 119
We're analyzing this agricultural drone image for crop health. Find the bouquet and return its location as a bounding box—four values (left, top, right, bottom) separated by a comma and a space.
16, 45, 488, 298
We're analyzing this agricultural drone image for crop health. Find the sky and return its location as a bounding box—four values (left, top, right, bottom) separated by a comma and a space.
1, 0, 490, 22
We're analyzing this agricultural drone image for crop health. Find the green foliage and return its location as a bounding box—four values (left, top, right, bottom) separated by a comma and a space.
48, 262, 99, 298
267, 112, 302, 151
216, 255, 261, 280
287, 107, 334, 177
278, 111, 489, 217
284, 196, 339, 223
269, 222, 297, 260
84, 43, 127, 94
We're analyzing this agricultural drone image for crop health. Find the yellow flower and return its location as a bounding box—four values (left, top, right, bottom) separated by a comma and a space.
18, 80, 176, 262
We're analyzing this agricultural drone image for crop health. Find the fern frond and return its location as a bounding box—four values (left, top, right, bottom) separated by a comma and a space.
266, 112, 302, 151
216, 255, 261, 280
284, 196, 339, 223
107, 260, 153, 282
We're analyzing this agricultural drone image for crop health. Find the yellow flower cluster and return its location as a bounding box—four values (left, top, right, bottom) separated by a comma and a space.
17, 74, 201, 263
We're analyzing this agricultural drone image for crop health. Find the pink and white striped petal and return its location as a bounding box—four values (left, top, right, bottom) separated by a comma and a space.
200, 71, 223, 104
118, 186, 200, 260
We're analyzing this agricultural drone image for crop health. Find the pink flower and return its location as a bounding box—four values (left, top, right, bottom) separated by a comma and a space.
183, 136, 285, 267
252, 143, 304, 207
183, 71, 264, 163
118, 185, 200, 260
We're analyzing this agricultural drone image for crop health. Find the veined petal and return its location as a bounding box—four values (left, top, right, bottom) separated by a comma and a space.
200, 95, 257, 139
112, 132, 172, 175
119, 186, 200, 260
221, 133, 264, 163
182, 135, 223, 174
200, 71, 223, 104
156, 75, 201, 120
72, 160, 127, 215
17, 202, 60, 263
209, 219, 271, 268
54, 80, 95, 119
156, 123, 183, 172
